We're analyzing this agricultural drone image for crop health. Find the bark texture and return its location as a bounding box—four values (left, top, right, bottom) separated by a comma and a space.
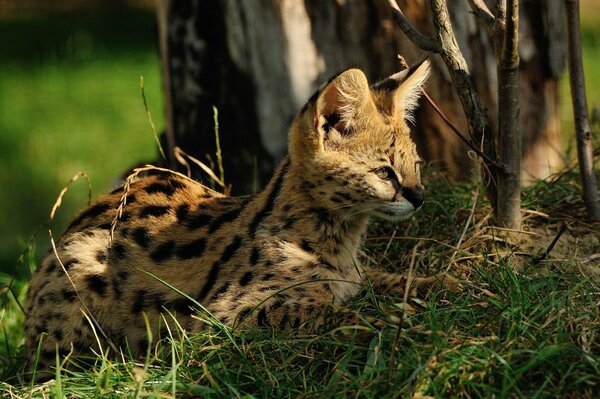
157, 0, 565, 195
496, 0, 522, 228
565, 0, 600, 220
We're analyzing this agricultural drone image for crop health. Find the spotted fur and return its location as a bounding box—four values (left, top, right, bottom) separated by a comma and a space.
25, 60, 449, 371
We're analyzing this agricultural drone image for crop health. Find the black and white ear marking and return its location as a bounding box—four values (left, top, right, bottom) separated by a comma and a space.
372, 58, 431, 122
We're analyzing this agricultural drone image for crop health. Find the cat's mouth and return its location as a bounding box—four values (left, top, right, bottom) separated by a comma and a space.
369, 201, 420, 221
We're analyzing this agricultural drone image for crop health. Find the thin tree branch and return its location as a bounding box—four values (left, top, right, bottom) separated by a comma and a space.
422, 90, 503, 171
565, 0, 600, 220
388, 0, 441, 53
428, 0, 499, 210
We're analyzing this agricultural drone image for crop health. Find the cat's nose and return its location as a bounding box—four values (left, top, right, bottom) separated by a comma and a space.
403, 187, 424, 209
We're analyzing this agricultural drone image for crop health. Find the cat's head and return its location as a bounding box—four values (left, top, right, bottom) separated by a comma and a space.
289, 60, 430, 221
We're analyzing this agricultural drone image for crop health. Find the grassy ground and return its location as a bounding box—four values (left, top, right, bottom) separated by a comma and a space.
0, 168, 599, 398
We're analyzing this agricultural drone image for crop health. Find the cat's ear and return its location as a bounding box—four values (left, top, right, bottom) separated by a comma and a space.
314, 68, 377, 137
372, 59, 430, 123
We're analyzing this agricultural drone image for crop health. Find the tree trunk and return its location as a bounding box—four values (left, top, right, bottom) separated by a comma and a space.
565, 0, 600, 220
156, 0, 565, 195
496, 0, 522, 229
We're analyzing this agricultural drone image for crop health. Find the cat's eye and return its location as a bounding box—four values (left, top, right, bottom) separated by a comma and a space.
374, 167, 393, 180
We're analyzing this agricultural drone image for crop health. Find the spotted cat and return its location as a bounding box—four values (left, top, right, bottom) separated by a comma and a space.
25, 59, 450, 372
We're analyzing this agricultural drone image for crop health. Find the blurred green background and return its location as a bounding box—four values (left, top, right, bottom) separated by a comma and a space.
0, 1, 598, 283
0, 1, 163, 280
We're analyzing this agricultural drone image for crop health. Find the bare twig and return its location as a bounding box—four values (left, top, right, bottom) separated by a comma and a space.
388, 1, 441, 53
422, 90, 503, 171
565, 0, 600, 220
535, 223, 567, 263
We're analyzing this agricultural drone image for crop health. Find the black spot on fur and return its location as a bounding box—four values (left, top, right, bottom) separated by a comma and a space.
86, 275, 109, 297
140, 205, 171, 218
249, 157, 290, 236
150, 240, 176, 262
52, 329, 63, 341
68, 202, 110, 229
278, 312, 290, 329
330, 196, 343, 204
168, 298, 195, 314
238, 307, 253, 322
63, 259, 79, 271
262, 273, 275, 281
334, 191, 352, 201
176, 203, 190, 221
109, 242, 127, 260
221, 235, 242, 263
177, 237, 206, 259
132, 227, 151, 248
145, 169, 173, 179
96, 250, 107, 264
112, 271, 129, 299
144, 182, 177, 197
132, 290, 146, 313
239, 271, 253, 286
301, 240, 315, 253
186, 213, 212, 229
300, 180, 316, 191
193, 235, 240, 300
170, 179, 186, 190
320, 258, 337, 271
211, 282, 231, 300
250, 247, 260, 265
257, 308, 268, 326
62, 289, 76, 302
208, 206, 243, 234
196, 261, 220, 302
309, 207, 333, 229
46, 260, 57, 273
119, 212, 131, 223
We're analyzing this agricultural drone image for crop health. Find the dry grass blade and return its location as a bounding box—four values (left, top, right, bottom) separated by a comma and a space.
49, 172, 92, 221
174, 146, 231, 195
140, 75, 167, 163
212, 106, 226, 186
387, 242, 421, 378
446, 186, 480, 271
